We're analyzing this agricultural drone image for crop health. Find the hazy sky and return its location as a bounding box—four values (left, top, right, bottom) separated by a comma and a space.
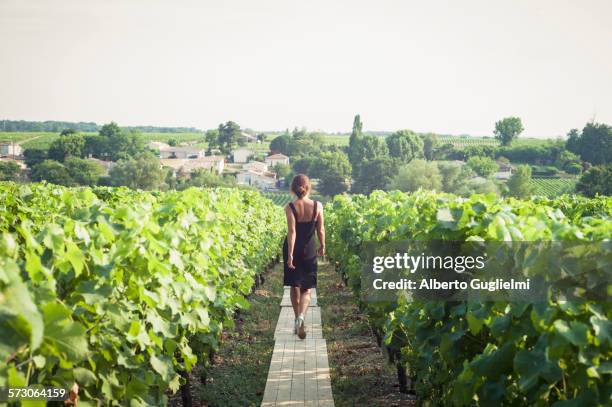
1, 0, 611, 137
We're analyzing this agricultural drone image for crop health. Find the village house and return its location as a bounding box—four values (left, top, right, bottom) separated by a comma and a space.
182, 156, 225, 174
158, 146, 206, 159
0, 143, 23, 158
233, 147, 253, 163
242, 161, 268, 172
160, 156, 225, 176
494, 160, 513, 180
265, 153, 289, 167
236, 169, 277, 190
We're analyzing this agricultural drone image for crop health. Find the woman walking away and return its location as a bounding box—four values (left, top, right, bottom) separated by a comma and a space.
283, 174, 325, 340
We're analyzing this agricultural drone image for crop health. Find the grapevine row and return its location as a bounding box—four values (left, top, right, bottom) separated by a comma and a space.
0, 182, 285, 406
326, 190, 611, 406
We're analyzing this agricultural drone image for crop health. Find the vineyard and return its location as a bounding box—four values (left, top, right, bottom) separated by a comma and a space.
262, 192, 293, 206
326, 191, 611, 406
530, 178, 577, 197
0, 182, 285, 405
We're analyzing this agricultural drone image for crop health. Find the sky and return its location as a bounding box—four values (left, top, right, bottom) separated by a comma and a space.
1, 0, 611, 137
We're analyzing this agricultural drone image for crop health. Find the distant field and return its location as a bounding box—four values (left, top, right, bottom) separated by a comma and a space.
1, 131, 557, 153
438, 136, 554, 149
0, 131, 204, 150
529, 178, 577, 197
262, 192, 293, 206
0, 132, 59, 149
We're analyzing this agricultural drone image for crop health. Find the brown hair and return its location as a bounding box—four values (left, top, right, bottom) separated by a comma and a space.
290, 174, 311, 198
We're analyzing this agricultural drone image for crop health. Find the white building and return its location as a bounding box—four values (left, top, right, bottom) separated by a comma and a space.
0, 143, 22, 158
159, 146, 206, 159
265, 153, 289, 167
236, 169, 277, 190
160, 156, 225, 175
243, 161, 268, 172
182, 156, 225, 174
233, 147, 253, 163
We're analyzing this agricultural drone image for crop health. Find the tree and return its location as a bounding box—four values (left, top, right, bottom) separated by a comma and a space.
494, 117, 524, 146
99, 122, 122, 138
23, 148, 48, 168
217, 121, 242, 153
273, 163, 292, 179
107, 129, 145, 161
437, 161, 473, 193
204, 129, 220, 150
351, 157, 398, 195
422, 133, 439, 160
30, 160, 73, 185
109, 153, 165, 190
48, 133, 85, 162
386, 130, 424, 163
566, 122, 611, 165
0, 160, 21, 181
388, 159, 442, 192
270, 134, 294, 155
86, 122, 145, 161
309, 151, 351, 196
64, 157, 105, 186
348, 115, 365, 166
575, 164, 611, 197
60, 128, 78, 136
179, 168, 236, 189
292, 157, 315, 174
348, 114, 363, 165
256, 133, 266, 142
565, 128, 581, 155
506, 165, 533, 198
350, 135, 388, 167
555, 150, 581, 171
466, 156, 499, 177
167, 139, 178, 147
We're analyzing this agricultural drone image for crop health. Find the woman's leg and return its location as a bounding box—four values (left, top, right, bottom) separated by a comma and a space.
290, 286, 300, 318
298, 288, 311, 316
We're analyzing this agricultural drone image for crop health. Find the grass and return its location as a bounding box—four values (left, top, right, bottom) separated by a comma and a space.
317, 263, 413, 406
172, 264, 284, 407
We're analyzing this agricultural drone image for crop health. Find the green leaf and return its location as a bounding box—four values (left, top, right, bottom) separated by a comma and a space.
42, 302, 89, 361
514, 346, 562, 391
150, 354, 174, 382
553, 319, 589, 347
74, 367, 97, 386
0, 268, 44, 356
590, 316, 611, 345
466, 312, 484, 335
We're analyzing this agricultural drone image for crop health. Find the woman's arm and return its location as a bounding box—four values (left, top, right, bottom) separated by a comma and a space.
285, 205, 296, 269
316, 203, 326, 257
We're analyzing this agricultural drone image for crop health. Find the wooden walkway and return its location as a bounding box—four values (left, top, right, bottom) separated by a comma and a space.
262, 287, 334, 406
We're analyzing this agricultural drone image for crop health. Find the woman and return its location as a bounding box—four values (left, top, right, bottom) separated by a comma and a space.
283, 174, 325, 339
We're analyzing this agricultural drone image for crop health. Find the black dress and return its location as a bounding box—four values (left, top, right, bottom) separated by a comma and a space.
283, 200, 318, 289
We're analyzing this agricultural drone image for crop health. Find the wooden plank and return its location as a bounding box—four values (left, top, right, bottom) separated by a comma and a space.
276, 340, 295, 402
262, 341, 285, 405
315, 339, 333, 405
303, 339, 318, 404
263, 283, 333, 406
290, 340, 306, 401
